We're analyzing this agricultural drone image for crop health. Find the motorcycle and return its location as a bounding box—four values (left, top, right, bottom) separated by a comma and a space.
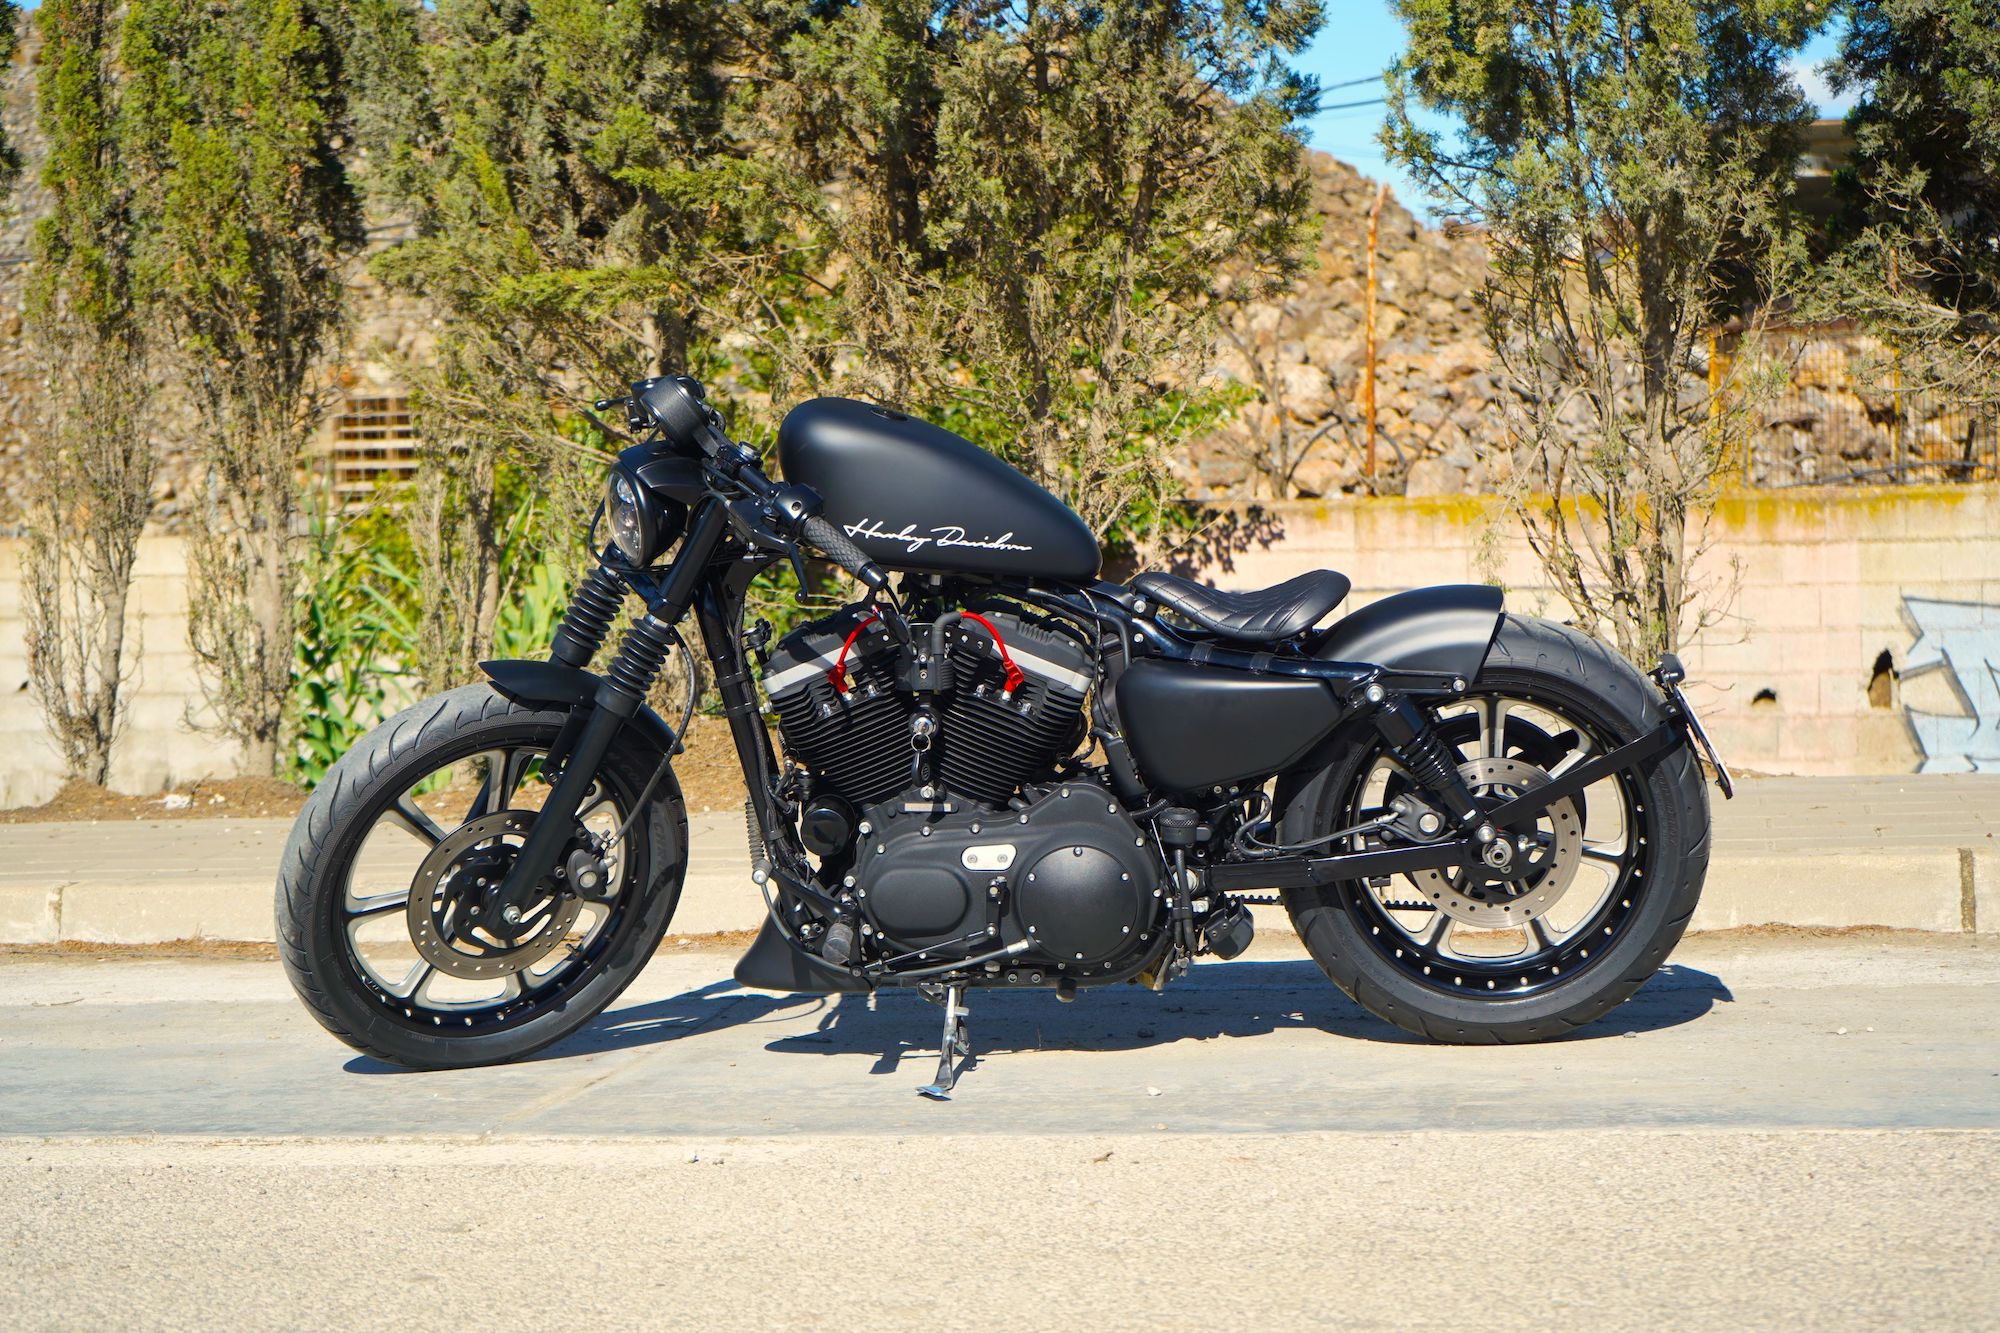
278, 375, 1732, 1096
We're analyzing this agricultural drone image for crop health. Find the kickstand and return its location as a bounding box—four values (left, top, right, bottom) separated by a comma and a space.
916, 983, 972, 1100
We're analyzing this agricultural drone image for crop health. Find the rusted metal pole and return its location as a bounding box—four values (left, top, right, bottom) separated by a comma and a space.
1364, 182, 1388, 483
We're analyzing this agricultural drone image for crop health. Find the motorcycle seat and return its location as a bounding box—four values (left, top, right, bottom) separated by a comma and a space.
1130, 569, 1351, 643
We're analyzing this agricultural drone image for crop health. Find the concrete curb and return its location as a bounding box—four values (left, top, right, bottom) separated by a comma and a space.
4, 845, 1994, 945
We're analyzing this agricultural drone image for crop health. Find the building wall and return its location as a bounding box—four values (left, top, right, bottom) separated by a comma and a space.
0, 537, 242, 807
1179, 485, 1999, 776
0, 485, 1993, 805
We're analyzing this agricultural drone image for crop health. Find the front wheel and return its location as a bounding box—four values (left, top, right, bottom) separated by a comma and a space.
277, 684, 688, 1069
1284, 615, 1711, 1043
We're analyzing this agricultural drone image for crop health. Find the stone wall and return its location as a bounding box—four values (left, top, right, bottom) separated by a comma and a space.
1, 486, 1993, 805
1194, 153, 1496, 501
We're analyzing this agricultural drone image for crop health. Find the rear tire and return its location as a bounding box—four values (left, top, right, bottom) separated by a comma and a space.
277, 684, 688, 1069
1284, 615, 1711, 1044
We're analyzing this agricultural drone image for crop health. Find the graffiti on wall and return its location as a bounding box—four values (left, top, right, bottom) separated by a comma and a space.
1903, 596, 2000, 772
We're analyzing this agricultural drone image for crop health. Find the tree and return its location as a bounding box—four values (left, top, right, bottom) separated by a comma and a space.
1385, 0, 1818, 662
1821, 0, 2000, 410
355, 0, 798, 682
22, 0, 155, 787
120, 0, 364, 775
764, 0, 1325, 553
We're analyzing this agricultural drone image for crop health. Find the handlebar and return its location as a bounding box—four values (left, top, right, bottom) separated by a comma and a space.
801, 514, 888, 590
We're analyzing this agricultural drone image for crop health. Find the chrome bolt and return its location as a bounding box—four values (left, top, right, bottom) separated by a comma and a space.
502, 906, 521, 924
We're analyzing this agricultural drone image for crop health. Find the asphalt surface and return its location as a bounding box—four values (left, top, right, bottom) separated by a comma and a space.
1, 932, 1995, 1328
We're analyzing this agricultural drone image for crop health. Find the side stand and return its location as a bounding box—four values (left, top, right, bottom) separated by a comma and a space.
916, 983, 972, 1100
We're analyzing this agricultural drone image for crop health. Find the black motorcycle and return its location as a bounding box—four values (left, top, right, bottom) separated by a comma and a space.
279, 376, 1731, 1095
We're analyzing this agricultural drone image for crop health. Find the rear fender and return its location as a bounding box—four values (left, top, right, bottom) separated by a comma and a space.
1311, 584, 1504, 683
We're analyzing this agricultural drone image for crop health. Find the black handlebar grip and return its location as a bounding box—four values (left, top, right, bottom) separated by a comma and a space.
801, 515, 888, 590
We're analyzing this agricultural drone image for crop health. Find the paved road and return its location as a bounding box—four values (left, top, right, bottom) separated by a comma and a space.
1, 933, 1995, 1327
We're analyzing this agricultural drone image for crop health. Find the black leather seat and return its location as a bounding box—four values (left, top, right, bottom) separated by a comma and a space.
1131, 569, 1351, 642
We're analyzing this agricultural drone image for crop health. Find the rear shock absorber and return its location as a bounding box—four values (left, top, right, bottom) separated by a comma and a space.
548, 567, 628, 668
1370, 691, 1485, 831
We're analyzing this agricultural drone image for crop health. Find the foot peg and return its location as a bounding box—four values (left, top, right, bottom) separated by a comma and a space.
916, 983, 972, 1100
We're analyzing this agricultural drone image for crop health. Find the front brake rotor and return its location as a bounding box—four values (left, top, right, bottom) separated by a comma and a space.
407, 811, 583, 979
1408, 756, 1582, 927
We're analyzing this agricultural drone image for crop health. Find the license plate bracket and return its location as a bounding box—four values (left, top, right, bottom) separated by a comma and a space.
1651, 654, 1734, 799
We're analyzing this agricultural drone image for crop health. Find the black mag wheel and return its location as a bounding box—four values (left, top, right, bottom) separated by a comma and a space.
1284, 615, 1712, 1044
278, 684, 688, 1069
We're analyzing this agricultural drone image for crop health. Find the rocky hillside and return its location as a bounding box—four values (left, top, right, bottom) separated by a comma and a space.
1191, 152, 1499, 499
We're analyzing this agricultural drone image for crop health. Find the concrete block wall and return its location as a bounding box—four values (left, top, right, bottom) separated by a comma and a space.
1181, 485, 2000, 777
0, 537, 241, 807
0, 484, 1993, 804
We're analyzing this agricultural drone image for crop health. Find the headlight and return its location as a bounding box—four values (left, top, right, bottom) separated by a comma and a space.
605, 468, 658, 565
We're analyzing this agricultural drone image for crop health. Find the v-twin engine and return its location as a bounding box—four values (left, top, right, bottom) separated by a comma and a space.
763, 605, 1091, 810
763, 603, 1167, 977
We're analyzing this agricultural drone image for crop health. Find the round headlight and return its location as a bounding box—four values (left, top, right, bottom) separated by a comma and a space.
605, 469, 657, 565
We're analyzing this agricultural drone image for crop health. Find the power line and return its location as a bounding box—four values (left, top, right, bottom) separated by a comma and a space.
1321, 96, 1387, 111
1324, 75, 1386, 90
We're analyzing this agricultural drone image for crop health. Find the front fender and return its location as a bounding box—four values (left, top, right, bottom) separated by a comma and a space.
479, 659, 683, 758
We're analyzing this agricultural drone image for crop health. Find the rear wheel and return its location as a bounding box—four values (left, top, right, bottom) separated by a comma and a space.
1284, 616, 1710, 1043
277, 684, 688, 1069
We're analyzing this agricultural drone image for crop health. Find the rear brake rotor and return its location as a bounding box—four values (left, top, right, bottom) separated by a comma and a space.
407, 811, 583, 979
1407, 756, 1582, 927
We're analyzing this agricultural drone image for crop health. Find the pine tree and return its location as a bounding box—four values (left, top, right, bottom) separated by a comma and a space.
1384, 0, 1820, 660
1823, 0, 2000, 409
21, 0, 154, 787
121, 0, 364, 775
765, 0, 1325, 552
356, 0, 798, 686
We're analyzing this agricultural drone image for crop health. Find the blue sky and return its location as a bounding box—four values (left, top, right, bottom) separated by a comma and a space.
1296, 4, 1857, 222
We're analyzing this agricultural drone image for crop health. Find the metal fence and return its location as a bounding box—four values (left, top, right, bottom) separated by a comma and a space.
1730, 327, 2000, 488
317, 395, 420, 506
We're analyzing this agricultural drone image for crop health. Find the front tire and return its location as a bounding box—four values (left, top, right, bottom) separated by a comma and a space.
277, 684, 688, 1069
1284, 615, 1711, 1043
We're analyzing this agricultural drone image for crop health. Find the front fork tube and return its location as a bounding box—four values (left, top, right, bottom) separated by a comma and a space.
490, 500, 729, 918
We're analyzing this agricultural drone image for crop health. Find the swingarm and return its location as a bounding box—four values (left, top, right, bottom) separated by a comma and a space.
1215, 660, 1726, 894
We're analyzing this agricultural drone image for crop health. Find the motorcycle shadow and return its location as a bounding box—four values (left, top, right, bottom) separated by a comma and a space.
506, 957, 1733, 1074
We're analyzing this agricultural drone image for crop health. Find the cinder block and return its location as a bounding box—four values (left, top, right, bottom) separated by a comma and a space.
1691, 850, 1965, 932
60, 879, 277, 944
0, 884, 60, 943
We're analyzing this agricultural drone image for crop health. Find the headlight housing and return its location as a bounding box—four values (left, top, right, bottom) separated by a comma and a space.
605, 468, 659, 566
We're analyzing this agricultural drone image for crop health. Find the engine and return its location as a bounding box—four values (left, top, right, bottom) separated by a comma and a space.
763, 604, 1167, 978
764, 605, 1092, 810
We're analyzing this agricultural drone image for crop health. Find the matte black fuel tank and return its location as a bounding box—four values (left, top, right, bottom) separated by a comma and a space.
777, 397, 1101, 581
1115, 660, 1344, 792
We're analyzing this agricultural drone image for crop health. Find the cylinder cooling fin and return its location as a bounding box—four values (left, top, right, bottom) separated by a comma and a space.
764, 608, 911, 810
762, 602, 1093, 813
